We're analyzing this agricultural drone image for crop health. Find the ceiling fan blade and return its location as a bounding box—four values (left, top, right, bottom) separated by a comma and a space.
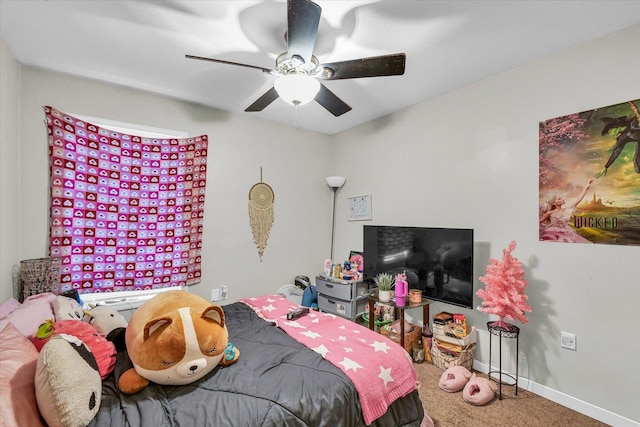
286, 0, 321, 64
245, 87, 280, 112
319, 53, 406, 80
186, 55, 273, 74
315, 84, 352, 117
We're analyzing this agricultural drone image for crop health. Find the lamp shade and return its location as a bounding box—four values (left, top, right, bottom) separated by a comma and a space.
274, 74, 320, 106
326, 176, 346, 189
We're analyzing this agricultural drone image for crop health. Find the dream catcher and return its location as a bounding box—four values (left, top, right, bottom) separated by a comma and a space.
248, 168, 275, 260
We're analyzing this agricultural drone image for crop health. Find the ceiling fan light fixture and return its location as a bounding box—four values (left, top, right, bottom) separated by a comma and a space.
186, 0, 405, 117
274, 74, 320, 106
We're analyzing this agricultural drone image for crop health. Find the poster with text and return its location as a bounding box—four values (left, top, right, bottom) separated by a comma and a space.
539, 99, 640, 246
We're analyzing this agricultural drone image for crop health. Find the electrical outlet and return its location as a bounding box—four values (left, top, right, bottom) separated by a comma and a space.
221, 286, 228, 300
561, 331, 576, 351
211, 288, 220, 302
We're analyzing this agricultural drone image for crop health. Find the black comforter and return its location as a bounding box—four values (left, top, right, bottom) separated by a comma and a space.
89, 302, 425, 426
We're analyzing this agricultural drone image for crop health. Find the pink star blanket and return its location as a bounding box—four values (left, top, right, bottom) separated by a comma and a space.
241, 295, 418, 425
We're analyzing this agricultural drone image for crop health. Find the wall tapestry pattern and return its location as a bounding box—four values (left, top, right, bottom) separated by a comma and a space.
46, 106, 209, 293
539, 99, 640, 246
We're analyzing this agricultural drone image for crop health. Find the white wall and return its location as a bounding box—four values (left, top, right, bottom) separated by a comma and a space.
332, 24, 640, 424
0, 38, 21, 303
3, 53, 335, 304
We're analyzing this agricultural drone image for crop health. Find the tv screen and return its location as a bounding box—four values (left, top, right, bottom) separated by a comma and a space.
363, 225, 474, 309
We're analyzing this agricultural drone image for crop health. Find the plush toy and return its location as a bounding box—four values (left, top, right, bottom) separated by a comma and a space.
438, 361, 472, 393
118, 290, 240, 394
462, 373, 498, 405
31, 319, 117, 379
301, 285, 318, 309
53, 295, 84, 321
35, 334, 102, 427
83, 305, 129, 352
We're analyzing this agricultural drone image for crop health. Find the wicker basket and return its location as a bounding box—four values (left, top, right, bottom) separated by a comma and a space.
431, 341, 476, 370
380, 323, 422, 354
19, 257, 61, 302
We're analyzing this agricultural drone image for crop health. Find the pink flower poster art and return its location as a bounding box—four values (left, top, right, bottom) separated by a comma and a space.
46, 106, 209, 294
539, 99, 640, 246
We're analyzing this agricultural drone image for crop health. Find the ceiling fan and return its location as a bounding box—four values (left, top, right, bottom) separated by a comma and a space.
186, 0, 406, 117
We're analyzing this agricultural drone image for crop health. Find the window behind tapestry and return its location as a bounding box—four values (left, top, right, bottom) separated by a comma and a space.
45, 106, 209, 300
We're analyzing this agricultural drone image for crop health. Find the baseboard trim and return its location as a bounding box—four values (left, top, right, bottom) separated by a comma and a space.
472, 360, 639, 427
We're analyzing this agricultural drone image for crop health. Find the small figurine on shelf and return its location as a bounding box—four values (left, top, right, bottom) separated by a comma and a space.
341, 260, 358, 280
349, 253, 364, 275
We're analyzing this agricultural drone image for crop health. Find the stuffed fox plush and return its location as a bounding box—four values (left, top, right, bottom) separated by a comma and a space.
118, 290, 239, 394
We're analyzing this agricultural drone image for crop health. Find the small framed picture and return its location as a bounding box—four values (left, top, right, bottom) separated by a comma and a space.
349, 250, 363, 259
348, 195, 372, 221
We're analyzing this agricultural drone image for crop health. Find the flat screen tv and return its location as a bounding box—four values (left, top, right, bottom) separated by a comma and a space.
363, 225, 474, 309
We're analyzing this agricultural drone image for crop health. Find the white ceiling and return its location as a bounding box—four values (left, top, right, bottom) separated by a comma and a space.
2, 1, 639, 135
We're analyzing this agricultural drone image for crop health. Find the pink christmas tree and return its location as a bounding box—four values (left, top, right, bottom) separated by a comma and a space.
476, 241, 531, 329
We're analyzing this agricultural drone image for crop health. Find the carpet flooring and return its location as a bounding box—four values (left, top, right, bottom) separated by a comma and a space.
414, 362, 610, 427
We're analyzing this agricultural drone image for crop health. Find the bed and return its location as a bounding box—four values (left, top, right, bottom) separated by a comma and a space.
88, 296, 428, 426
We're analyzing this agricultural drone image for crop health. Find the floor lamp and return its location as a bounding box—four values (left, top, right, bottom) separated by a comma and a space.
326, 176, 346, 262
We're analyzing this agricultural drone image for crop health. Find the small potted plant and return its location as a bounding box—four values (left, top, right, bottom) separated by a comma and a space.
375, 273, 394, 302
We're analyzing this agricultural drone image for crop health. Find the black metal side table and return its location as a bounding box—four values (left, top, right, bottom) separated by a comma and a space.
487, 322, 520, 399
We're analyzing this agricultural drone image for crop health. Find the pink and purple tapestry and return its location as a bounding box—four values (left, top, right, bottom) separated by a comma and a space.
46, 106, 209, 294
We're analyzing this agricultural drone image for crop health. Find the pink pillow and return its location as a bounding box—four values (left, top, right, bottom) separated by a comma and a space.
0, 293, 56, 338
0, 323, 46, 427
0, 298, 21, 318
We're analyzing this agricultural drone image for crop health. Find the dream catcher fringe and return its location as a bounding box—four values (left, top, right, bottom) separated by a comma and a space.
248, 168, 275, 261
